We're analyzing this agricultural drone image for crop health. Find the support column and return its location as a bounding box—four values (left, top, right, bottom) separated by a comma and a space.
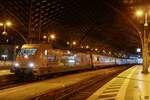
142, 21, 149, 73
142, 41, 149, 73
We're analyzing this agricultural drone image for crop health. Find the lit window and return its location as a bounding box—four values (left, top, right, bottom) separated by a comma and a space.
44, 50, 48, 56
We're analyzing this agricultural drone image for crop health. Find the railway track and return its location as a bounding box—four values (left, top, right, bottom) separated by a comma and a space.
0, 65, 132, 91
0, 74, 17, 90
64, 70, 123, 100
57, 66, 128, 100
0, 75, 28, 90
31, 65, 132, 100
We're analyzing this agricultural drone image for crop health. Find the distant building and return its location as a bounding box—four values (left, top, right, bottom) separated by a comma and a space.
0, 45, 15, 60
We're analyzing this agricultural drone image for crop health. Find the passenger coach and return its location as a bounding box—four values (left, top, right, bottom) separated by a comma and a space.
11, 44, 137, 78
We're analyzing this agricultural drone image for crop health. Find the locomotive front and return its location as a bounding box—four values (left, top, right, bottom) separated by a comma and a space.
11, 44, 41, 77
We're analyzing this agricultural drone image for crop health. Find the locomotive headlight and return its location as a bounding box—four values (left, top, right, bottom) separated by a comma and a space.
14, 63, 19, 67
24, 55, 28, 59
29, 63, 34, 68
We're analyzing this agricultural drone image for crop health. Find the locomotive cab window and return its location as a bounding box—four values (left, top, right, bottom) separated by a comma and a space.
19, 48, 37, 56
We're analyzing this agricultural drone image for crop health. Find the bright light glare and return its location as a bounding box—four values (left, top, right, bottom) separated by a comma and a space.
66, 41, 70, 45
15, 63, 19, 67
24, 55, 28, 59
1, 54, 8, 58
72, 41, 76, 45
50, 34, 55, 40
67, 50, 71, 54
43, 35, 47, 39
6, 21, 12, 26
0, 23, 3, 26
95, 48, 98, 51
2, 31, 7, 35
86, 45, 89, 49
29, 63, 34, 68
68, 60, 75, 63
16, 46, 19, 49
135, 10, 143, 17
137, 48, 141, 53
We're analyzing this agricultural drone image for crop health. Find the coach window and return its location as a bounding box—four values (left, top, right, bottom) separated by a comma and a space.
44, 49, 48, 56
97, 57, 99, 61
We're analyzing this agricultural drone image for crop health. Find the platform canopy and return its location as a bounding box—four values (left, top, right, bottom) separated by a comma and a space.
0, 0, 144, 54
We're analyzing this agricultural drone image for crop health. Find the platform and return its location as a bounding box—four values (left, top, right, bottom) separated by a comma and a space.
0, 70, 12, 76
0, 61, 13, 70
88, 65, 150, 100
0, 67, 125, 100
0, 61, 13, 77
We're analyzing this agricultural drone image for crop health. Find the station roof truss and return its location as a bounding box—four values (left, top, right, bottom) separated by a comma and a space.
0, 0, 142, 54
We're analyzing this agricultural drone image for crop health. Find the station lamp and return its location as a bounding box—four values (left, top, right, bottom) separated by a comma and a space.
6, 21, 12, 26
0, 23, 3, 26
43, 35, 47, 39
50, 34, 56, 40
66, 41, 70, 45
15, 46, 19, 49
72, 41, 77, 45
95, 48, 98, 51
86, 45, 89, 49
0, 21, 12, 35
135, 9, 143, 17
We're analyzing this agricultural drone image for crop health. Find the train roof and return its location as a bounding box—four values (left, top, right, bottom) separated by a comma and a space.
22, 44, 52, 48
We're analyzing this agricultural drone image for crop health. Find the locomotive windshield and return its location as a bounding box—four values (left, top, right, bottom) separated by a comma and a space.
19, 48, 37, 56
